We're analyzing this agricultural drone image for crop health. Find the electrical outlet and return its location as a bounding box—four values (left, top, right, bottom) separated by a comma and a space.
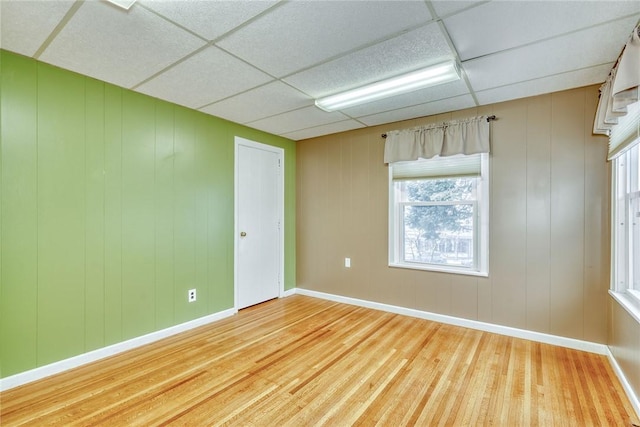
188, 289, 196, 302
345, 258, 351, 268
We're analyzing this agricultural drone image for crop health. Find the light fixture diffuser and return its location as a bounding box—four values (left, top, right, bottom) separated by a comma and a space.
104, 0, 137, 10
314, 61, 460, 112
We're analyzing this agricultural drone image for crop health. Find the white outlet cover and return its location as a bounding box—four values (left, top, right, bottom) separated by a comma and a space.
345, 258, 351, 268
188, 289, 197, 302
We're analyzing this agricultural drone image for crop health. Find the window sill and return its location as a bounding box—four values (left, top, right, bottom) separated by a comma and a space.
389, 262, 488, 278
609, 290, 640, 325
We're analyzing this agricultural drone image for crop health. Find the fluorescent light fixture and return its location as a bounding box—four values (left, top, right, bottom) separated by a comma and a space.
104, 0, 137, 10
314, 61, 461, 112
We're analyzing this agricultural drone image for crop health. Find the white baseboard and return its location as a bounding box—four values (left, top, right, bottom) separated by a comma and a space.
0, 308, 237, 392
281, 288, 296, 298
606, 347, 640, 420
294, 288, 608, 355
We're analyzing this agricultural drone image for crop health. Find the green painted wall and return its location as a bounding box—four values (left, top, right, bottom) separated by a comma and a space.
0, 50, 296, 378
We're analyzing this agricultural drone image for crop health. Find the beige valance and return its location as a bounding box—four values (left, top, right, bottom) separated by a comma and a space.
594, 24, 640, 137
383, 115, 491, 164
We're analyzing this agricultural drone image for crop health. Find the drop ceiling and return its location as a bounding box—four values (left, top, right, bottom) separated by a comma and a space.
2, 0, 639, 141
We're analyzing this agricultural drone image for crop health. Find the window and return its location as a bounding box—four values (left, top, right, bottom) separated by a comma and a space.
613, 142, 640, 301
389, 153, 489, 276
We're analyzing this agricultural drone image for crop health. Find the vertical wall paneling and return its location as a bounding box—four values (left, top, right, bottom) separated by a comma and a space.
475, 107, 495, 323
450, 275, 478, 321
550, 89, 586, 339
583, 87, 609, 343
172, 107, 197, 324
326, 137, 343, 295
340, 134, 354, 297
154, 100, 175, 329
296, 137, 326, 293
489, 102, 528, 329
365, 133, 394, 304
37, 63, 87, 365
0, 53, 38, 375
296, 85, 610, 343
121, 91, 156, 339
525, 94, 552, 334
205, 121, 232, 313
348, 131, 371, 302
0, 51, 295, 379
84, 78, 106, 352
103, 84, 123, 346
193, 115, 210, 319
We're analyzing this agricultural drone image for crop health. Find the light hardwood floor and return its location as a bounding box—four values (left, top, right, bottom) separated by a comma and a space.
1, 295, 637, 426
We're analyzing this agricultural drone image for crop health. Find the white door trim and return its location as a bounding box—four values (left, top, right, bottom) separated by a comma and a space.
234, 137, 285, 310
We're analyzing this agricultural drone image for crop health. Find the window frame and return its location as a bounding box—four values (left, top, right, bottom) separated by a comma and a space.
388, 153, 489, 277
612, 142, 640, 307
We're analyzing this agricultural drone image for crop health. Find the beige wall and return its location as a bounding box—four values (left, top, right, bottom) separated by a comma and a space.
609, 298, 640, 406
296, 85, 611, 343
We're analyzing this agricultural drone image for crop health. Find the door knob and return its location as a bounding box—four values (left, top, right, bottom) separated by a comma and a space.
240, 231, 247, 237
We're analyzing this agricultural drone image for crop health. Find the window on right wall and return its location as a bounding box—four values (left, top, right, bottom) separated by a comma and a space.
613, 141, 640, 301
610, 100, 640, 308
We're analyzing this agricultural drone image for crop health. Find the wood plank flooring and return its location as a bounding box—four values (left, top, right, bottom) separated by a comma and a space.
1, 295, 637, 426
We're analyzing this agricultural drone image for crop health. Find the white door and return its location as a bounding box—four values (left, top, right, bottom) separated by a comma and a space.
235, 137, 283, 309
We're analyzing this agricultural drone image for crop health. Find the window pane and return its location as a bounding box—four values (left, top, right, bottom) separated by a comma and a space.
400, 177, 476, 202
402, 204, 474, 267
632, 194, 640, 292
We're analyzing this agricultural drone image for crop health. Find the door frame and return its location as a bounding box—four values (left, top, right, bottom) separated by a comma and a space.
234, 136, 285, 310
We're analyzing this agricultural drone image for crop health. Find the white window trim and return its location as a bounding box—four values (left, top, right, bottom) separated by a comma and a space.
388, 153, 489, 277
610, 144, 640, 323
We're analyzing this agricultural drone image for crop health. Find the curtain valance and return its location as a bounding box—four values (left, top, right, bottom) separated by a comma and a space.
593, 23, 640, 141
383, 115, 491, 164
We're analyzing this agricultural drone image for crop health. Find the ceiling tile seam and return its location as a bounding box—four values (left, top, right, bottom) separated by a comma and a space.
426, 0, 491, 21
194, 68, 321, 112
268, 19, 440, 83
425, 1, 479, 108
129, 42, 211, 90
139, 0, 286, 45
194, 81, 313, 112
472, 61, 615, 99
129, 2, 289, 92
207, 0, 287, 44
353, 92, 474, 121
459, 12, 640, 64
241, 103, 334, 127
133, 15, 446, 108
255, 112, 352, 135
137, 3, 209, 43
279, 118, 361, 137
33, 0, 84, 59
325, 110, 370, 129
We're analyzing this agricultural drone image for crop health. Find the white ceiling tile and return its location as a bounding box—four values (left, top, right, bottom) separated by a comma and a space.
216, 0, 433, 77
340, 80, 470, 118
357, 95, 476, 127
282, 120, 365, 141
445, 1, 640, 60
430, 1, 483, 18
475, 63, 614, 106
283, 22, 454, 98
247, 106, 350, 135
1, 0, 75, 56
39, 1, 206, 88
200, 81, 312, 124
463, 16, 638, 92
136, 46, 272, 109
140, 0, 277, 41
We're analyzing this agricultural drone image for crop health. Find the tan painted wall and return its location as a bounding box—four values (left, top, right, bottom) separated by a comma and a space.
296, 85, 611, 343
609, 298, 640, 407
